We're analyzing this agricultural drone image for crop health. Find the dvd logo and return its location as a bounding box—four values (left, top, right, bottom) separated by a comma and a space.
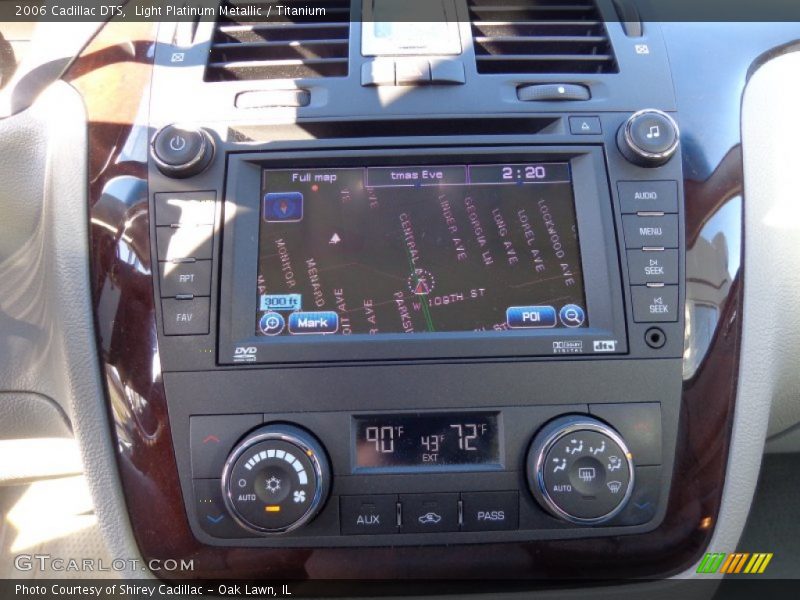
233, 346, 258, 363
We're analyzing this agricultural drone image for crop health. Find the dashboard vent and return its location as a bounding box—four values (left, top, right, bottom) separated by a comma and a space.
205, 0, 351, 82
469, 0, 618, 75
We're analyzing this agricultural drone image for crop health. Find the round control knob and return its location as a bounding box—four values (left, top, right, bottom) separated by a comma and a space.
150, 124, 214, 178
527, 415, 634, 525
222, 424, 330, 534
617, 109, 680, 167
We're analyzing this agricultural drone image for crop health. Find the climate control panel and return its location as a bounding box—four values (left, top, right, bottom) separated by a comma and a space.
184, 401, 669, 547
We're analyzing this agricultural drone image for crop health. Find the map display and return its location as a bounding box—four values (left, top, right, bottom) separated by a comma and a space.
256, 163, 587, 337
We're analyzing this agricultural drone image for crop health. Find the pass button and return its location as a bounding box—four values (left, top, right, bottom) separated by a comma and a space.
461, 491, 519, 531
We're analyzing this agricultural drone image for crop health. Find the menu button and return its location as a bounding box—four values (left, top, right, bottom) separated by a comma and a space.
622, 214, 679, 249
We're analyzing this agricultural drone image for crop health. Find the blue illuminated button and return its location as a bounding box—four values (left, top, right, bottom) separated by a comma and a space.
559, 304, 586, 328
506, 306, 557, 329
259, 312, 285, 336
288, 311, 339, 335
264, 192, 303, 222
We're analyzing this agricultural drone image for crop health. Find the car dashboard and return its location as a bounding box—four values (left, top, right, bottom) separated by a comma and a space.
1, 0, 800, 594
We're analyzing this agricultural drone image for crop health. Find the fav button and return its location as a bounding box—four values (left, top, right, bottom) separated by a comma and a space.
288, 311, 339, 335
461, 491, 519, 532
340, 495, 398, 535
506, 306, 557, 329
162, 297, 210, 335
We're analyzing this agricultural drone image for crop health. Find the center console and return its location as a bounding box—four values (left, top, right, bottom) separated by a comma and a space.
78, 2, 755, 581
149, 101, 684, 547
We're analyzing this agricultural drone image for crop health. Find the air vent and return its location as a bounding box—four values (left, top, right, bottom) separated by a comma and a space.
205, 0, 351, 82
469, 0, 618, 75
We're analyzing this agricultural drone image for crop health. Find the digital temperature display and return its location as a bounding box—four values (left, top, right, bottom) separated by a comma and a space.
353, 412, 502, 471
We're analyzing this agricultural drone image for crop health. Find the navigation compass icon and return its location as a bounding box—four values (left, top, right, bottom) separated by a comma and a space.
407, 268, 436, 296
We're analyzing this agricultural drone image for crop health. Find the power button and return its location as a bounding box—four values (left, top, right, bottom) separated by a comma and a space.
151, 124, 214, 178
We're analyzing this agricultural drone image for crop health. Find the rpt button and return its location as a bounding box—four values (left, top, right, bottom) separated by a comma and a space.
159, 260, 212, 297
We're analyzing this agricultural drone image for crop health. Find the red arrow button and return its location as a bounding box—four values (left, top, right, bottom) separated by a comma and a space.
202, 434, 220, 444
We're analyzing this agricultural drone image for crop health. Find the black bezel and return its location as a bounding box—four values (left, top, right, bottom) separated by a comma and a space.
218, 147, 627, 365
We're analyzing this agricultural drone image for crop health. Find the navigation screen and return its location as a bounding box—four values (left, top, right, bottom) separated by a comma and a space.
256, 163, 587, 338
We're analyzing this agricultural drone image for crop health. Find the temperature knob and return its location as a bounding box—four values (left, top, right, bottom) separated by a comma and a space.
222, 424, 330, 534
527, 416, 634, 524
617, 109, 680, 167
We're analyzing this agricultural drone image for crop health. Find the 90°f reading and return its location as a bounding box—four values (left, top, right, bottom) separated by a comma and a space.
354, 412, 502, 471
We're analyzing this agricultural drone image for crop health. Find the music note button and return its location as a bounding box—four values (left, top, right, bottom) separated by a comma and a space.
617, 109, 679, 167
